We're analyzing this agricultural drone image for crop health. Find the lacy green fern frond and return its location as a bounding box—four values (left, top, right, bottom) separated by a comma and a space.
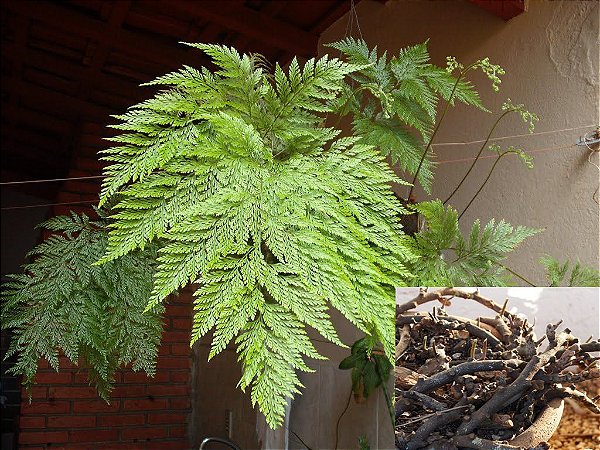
1, 213, 163, 398
328, 38, 484, 193
410, 200, 541, 286
96, 43, 412, 427
540, 256, 600, 287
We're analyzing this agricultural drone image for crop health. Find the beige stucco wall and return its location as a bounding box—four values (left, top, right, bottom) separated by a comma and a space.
320, 0, 600, 285
289, 309, 394, 450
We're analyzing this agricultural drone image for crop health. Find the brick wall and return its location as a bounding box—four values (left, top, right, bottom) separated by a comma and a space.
17, 123, 194, 449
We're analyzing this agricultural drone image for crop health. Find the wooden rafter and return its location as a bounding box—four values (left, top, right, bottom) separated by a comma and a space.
3, 1, 195, 68
138, 0, 318, 57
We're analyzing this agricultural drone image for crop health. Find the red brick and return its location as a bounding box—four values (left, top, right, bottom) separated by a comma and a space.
29, 386, 48, 398
72, 399, 120, 413
47, 415, 96, 428
158, 345, 170, 356
121, 427, 168, 440
170, 343, 192, 355
63, 180, 101, 194
122, 398, 168, 410
36, 372, 73, 384
77, 157, 105, 172
53, 206, 77, 216
80, 133, 106, 148
169, 397, 191, 409
58, 356, 76, 367
62, 446, 98, 450
69, 169, 96, 178
146, 385, 189, 397
147, 413, 187, 425
123, 371, 169, 383
48, 386, 98, 399
19, 416, 46, 428
57, 192, 83, 203
19, 431, 69, 445
72, 372, 92, 383
95, 444, 145, 450
69, 429, 119, 443
84, 122, 110, 133
37, 360, 50, 369
169, 425, 186, 438
164, 305, 191, 317
156, 357, 191, 370
162, 331, 190, 343
21, 400, 71, 414
169, 372, 190, 383
171, 318, 192, 330
95, 443, 144, 450
148, 442, 190, 450
111, 385, 146, 398
97, 414, 145, 427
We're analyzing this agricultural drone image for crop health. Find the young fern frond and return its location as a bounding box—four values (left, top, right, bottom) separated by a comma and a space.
410, 200, 541, 286
328, 38, 484, 193
540, 256, 600, 287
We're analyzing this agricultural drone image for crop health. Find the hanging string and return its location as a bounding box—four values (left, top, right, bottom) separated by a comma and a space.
579, 128, 600, 205
350, 0, 364, 40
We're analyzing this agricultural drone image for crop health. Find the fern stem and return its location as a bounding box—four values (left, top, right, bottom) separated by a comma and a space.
331, 85, 369, 130
408, 62, 481, 200
458, 149, 518, 220
334, 388, 353, 450
499, 263, 537, 287
374, 361, 395, 430
443, 109, 512, 205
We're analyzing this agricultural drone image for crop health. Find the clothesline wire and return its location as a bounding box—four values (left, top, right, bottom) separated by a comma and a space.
2, 141, 593, 211
2, 199, 97, 211
1, 175, 104, 185
1, 124, 595, 188
436, 143, 576, 164
430, 124, 595, 147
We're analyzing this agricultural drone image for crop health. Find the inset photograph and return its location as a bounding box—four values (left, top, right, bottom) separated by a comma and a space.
395, 287, 600, 450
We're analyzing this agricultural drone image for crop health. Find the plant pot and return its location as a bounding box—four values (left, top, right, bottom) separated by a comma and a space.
509, 397, 564, 447
395, 310, 567, 449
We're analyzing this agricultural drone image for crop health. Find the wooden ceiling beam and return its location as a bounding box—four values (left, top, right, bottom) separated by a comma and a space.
138, 0, 318, 57
2, 77, 114, 121
1, 103, 72, 135
3, 42, 147, 99
3, 1, 194, 69
310, 1, 353, 34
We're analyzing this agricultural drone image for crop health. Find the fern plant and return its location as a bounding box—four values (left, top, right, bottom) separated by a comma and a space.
328, 38, 539, 286
94, 43, 415, 426
540, 256, 600, 287
1, 212, 162, 398
408, 200, 540, 286
3, 39, 595, 430
328, 38, 487, 193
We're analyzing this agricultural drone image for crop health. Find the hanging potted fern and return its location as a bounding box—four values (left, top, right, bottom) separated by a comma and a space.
1, 38, 598, 436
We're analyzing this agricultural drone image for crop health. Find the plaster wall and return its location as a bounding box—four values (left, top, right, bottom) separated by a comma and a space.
320, 0, 600, 285
288, 309, 394, 450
